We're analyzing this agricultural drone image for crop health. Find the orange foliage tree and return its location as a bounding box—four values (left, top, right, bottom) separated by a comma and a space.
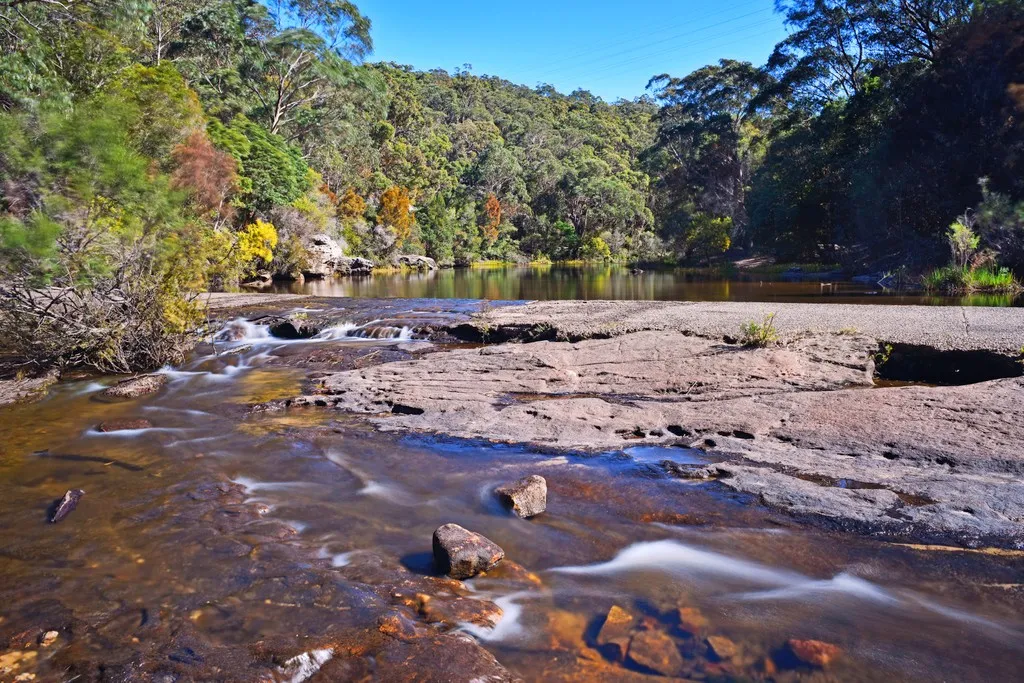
378, 186, 415, 242
169, 131, 238, 221
339, 187, 367, 219
483, 193, 501, 245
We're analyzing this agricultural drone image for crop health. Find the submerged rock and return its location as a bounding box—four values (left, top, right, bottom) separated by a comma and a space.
495, 475, 547, 518
100, 374, 167, 399
596, 605, 636, 661
628, 630, 684, 676
95, 419, 152, 432
432, 524, 504, 579
676, 606, 709, 635
706, 635, 739, 661
50, 489, 84, 523
788, 638, 841, 668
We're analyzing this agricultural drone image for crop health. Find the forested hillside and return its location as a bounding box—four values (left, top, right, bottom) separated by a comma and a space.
1, 0, 1022, 369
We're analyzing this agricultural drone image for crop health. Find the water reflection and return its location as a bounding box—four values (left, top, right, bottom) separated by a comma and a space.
270, 265, 1024, 306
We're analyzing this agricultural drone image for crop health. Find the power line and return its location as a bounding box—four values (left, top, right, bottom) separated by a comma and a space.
533, 6, 776, 81
539, 17, 780, 84
518, 0, 769, 73
577, 25, 784, 88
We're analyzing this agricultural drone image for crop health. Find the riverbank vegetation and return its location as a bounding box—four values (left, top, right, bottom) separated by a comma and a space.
1, 0, 1023, 371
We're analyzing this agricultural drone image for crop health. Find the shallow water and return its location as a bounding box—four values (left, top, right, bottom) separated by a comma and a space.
269, 264, 1024, 306
1, 323, 1023, 681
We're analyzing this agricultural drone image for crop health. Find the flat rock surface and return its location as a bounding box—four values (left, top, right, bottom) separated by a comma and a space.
286, 328, 1024, 544
461, 299, 1024, 353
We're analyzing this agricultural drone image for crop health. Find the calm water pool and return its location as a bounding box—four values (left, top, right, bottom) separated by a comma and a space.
270, 265, 1024, 306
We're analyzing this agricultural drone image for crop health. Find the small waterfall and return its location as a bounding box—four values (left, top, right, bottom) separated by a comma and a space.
213, 317, 417, 343
213, 317, 272, 343
315, 322, 416, 341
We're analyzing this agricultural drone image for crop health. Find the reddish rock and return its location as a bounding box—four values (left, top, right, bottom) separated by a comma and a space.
627, 629, 683, 676
788, 638, 842, 668
432, 524, 504, 579
96, 419, 152, 432
706, 635, 739, 661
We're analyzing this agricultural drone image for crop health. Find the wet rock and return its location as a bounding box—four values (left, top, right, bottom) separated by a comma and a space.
337, 256, 374, 275
0, 649, 37, 676
370, 631, 518, 682
39, 631, 58, 647
432, 524, 504, 579
676, 606, 709, 635
100, 374, 167, 399
706, 635, 738, 661
495, 475, 547, 518
788, 638, 841, 668
50, 489, 84, 523
546, 610, 589, 651
268, 315, 321, 339
0, 370, 58, 408
396, 254, 437, 270
627, 629, 684, 677
95, 419, 152, 432
596, 605, 636, 661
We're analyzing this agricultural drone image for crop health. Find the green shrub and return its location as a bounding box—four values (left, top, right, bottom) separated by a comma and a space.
922, 265, 1020, 293
739, 313, 779, 347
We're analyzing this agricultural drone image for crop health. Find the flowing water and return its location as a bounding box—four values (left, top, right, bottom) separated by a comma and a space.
1, 308, 1023, 681
269, 264, 1024, 306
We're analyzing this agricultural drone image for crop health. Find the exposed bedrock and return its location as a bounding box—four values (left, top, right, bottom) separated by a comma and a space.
282, 329, 1024, 544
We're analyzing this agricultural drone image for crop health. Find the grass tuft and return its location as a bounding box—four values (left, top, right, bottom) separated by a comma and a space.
739, 313, 780, 347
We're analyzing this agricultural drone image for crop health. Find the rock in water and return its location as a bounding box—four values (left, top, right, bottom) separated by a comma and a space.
95, 419, 152, 433
706, 635, 739, 661
100, 374, 167, 399
432, 524, 504, 579
596, 605, 636, 661
788, 638, 841, 668
50, 489, 84, 523
495, 475, 547, 518
628, 630, 684, 676
336, 256, 375, 276
396, 254, 437, 270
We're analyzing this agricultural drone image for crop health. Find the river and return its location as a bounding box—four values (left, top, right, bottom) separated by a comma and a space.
270, 264, 1024, 306
1, 301, 1021, 681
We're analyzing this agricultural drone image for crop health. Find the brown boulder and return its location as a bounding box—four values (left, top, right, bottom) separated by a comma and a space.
432, 524, 504, 579
495, 475, 547, 518
627, 629, 684, 677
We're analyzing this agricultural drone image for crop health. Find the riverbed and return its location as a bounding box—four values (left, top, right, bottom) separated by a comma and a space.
1, 300, 1023, 682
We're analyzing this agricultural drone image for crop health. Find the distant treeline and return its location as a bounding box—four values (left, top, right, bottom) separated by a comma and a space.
1, 0, 1023, 289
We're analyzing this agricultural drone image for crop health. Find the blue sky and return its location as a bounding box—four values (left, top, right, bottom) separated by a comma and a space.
356, 0, 790, 101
